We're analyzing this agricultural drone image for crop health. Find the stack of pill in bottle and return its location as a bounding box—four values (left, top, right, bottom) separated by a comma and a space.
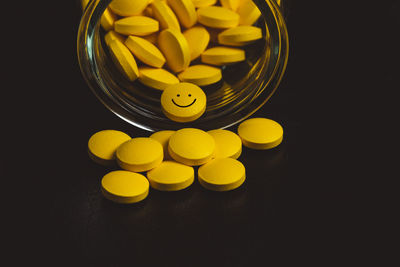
92, 0, 266, 122
88, 117, 283, 204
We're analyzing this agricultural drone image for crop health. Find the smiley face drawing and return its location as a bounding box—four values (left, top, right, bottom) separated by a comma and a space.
161, 82, 207, 122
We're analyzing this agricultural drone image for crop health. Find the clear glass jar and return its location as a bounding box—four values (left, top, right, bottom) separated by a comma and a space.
77, 0, 289, 131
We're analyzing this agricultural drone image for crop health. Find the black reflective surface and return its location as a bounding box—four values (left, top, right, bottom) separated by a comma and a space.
2, 0, 399, 265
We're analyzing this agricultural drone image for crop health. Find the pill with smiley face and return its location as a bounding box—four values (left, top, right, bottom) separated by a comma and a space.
161, 82, 206, 122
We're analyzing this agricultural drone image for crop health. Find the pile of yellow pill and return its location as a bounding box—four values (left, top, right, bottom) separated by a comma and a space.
96, 0, 265, 123
87, 117, 283, 204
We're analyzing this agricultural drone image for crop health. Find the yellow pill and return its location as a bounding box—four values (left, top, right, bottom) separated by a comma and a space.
198, 158, 246, 191
108, 39, 139, 81
167, 0, 197, 28
142, 32, 158, 44
237, 118, 283, 150
125, 36, 166, 68
104, 30, 125, 47
101, 8, 116, 31
114, 16, 159, 36
158, 29, 191, 73
237, 0, 261, 26
197, 6, 239, 29
201, 46, 245, 66
116, 137, 163, 172
142, 6, 154, 17
151, 0, 181, 31
219, 0, 240, 11
88, 130, 131, 166
81, 0, 89, 10
183, 25, 210, 60
138, 67, 180, 90
218, 25, 262, 46
101, 170, 149, 204
161, 83, 207, 122
192, 0, 217, 8
147, 161, 194, 191
149, 130, 176, 159
168, 128, 215, 166
207, 129, 242, 159
177, 64, 222, 86
109, 0, 150, 16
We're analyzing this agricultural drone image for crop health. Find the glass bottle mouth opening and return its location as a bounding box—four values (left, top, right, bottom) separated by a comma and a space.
77, 0, 289, 132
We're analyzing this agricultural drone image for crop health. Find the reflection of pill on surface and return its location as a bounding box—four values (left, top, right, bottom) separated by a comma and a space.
116, 137, 163, 172
218, 25, 262, 46
152, 0, 181, 31
161, 83, 207, 122
108, 39, 139, 81
147, 161, 194, 191
109, 0, 150, 16
178, 64, 222, 86
125, 36, 166, 68
183, 25, 210, 60
158, 29, 191, 73
138, 67, 180, 90
150, 130, 176, 159
236, 0, 261, 26
168, 128, 215, 166
101, 170, 149, 204
88, 130, 131, 166
201, 46, 245, 66
207, 129, 242, 159
198, 158, 246, 191
197, 6, 239, 29
237, 118, 283, 150
167, 0, 197, 28
114, 16, 159, 36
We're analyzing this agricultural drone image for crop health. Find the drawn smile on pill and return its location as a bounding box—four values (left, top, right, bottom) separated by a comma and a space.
172, 94, 196, 108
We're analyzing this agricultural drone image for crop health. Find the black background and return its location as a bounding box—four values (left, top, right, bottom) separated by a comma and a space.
2, 0, 399, 265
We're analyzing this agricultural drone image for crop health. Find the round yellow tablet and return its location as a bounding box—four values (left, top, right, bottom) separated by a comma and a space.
109, 0, 150, 16
220, 0, 240, 11
104, 30, 125, 47
100, 8, 116, 31
207, 129, 242, 159
177, 64, 222, 86
125, 36, 166, 68
149, 130, 176, 159
151, 0, 181, 31
192, 0, 217, 8
236, 0, 261, 26
101, 170, 149, 204
108, 39, 139, 81
168, 128, 215, 166
218, 25, 262, 46
167, 0, 197, 28
116, 137, 163, 172
88, 130, 131, 166
201, 46, 245, 66
138, 67, 180, 90
158, 29, 191, 73
198, 158, 246, 191
147, 161, 194, 191
237, 118, 283, 149
183, 25, 210, 60
197, 6, 239, 29
161, 83, 207, 122
114, 16, 159, 36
